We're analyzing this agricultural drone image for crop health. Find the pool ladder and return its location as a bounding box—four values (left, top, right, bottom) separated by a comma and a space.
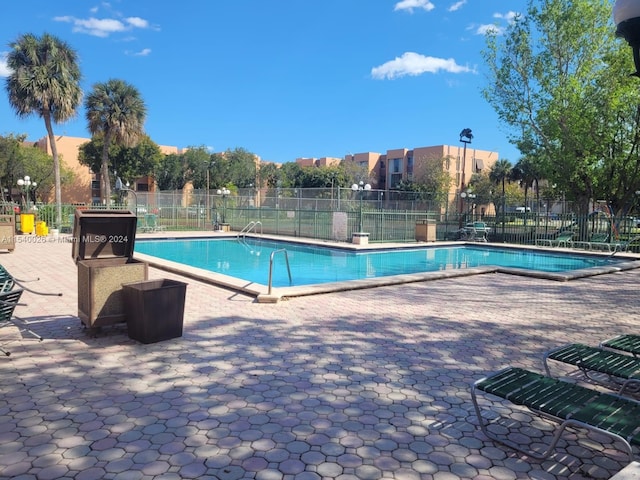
237, 221, 263, 254
238, 221, 262, 239
268, 249, 292, 296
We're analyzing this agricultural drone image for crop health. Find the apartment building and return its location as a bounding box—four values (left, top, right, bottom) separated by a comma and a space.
344, 144, 498, 197
295, 157, 341, 168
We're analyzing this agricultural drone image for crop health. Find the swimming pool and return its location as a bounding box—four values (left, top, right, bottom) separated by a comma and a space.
134, 237, 638, 299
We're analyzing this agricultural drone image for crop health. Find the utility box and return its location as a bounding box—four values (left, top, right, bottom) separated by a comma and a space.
123, 279, 187, 344
415, 220, 436, 242
73, 210, 148, 329
0, 215, 15, 252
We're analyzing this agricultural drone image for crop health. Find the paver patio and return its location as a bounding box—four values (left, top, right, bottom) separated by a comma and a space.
0, 233, 639, 479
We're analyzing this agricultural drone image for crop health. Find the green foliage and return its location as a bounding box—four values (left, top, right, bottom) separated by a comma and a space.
79, 135, 162, 187
155, 153, 185, 191
482, 0, 640, 216
0, 134, 74, 205
398, 156, 452, 203
85, 78, 147, 203
181, 146, 212, 189
5, 32, 82, 226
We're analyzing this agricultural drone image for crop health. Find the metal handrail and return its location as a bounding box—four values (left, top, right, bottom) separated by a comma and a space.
267, 248, 292, 295
237, 221, 262, 240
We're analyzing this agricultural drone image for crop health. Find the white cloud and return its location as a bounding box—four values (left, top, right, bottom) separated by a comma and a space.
476, 24, 503, 35
131, 48, 151, 57
448, 0, 466, 12
54, 14, 152, 37
474, 11, 519, 36
371, 52, 474, 80
0, 52, 10, 77
394, 0, 435, 13
494, 11, 519, 23
126, 17, 149, 29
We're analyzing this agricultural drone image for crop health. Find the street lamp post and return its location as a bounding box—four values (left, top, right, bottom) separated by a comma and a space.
17, 175, 37, 212
351, 180, 371, 233
217, 188, 230, 226
460, 190, 476, 224
115, 177, 138, 215
458, 128, 473, 226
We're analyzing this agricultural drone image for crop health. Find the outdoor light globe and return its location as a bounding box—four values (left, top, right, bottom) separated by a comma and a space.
614, 0, 640, 76
17, 179, 24, 187
613, 0, 640, 26
364, 183, 371, 191
351, 184, 358, 191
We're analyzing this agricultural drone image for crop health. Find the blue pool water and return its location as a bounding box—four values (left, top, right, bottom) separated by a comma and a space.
135, 238, 624, 287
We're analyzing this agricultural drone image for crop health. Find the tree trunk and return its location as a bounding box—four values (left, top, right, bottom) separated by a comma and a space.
100, 131, 113, 205
44, 113, 62, 228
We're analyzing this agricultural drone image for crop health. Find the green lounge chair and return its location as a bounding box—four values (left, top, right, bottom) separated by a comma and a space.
139, 213, 165, 233
536, 231, 573, 247
543, 343, 640, 395
0, 265, 62, 297
601, 334, 640, 357
574, 232, 621, 251
471, 366, 640, 462
0, 288, 26, 356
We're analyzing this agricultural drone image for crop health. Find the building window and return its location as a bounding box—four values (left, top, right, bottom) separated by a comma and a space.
91, 180, 100, 190
392, 158, 402, 174
407, 156, 414, 175
390, 173, 402, 188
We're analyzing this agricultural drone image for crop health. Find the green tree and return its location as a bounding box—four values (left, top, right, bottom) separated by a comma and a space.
257, 162, 280, 189
79, 135, 162, 187
488, 158, 512, 218
510, 157, 542, 217
400, 156, 453, 204
182, 146, 213, 189
482, 0, 640, 222
5, 33, 82, 227
155, 153, 185, 191
85, 79, 147, 204
0, 134, 27, 196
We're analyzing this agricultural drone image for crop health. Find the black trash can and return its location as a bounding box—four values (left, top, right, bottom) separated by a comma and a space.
123, 279, 187, 344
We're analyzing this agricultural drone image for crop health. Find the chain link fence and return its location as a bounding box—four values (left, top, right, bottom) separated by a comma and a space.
24, 187, 640, 251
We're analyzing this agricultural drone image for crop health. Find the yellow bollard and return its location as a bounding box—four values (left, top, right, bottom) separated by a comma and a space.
36, 221, 49, 237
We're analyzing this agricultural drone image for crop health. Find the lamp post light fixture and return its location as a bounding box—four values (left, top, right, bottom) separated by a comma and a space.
351, 180, 371, 233
115, 177, 138, 215
217, 187, 231, 224
17, 175, 37, 212
614, 0, 640, 77
460, 189, 476, 222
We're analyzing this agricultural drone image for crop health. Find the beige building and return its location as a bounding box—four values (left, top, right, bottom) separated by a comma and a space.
30, 136, 180, 205
295, 157, 341, 168
344, 144, 498, 198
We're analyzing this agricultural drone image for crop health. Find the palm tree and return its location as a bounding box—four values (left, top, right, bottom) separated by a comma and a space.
510, 157, 542, 220
85, 79, 147, 204
5, 33, 82, 227
489, 159, 512, 215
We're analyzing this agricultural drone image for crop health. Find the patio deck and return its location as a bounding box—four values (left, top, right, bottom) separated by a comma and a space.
1, 232, 639, 479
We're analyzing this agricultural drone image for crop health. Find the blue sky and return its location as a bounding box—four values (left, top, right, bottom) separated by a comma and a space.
0, 0, 526, 164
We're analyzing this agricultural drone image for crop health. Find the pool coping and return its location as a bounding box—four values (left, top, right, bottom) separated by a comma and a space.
132, 232, 640, 303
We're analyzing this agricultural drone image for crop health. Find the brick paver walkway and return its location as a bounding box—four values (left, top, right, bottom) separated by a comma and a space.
1, 234, 638, 479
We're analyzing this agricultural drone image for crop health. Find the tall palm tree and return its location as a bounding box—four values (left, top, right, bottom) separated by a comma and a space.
510, 157, 542, 217
85, 79, 147, 204
489, 158, 512, 214
5, 33, 82, 227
